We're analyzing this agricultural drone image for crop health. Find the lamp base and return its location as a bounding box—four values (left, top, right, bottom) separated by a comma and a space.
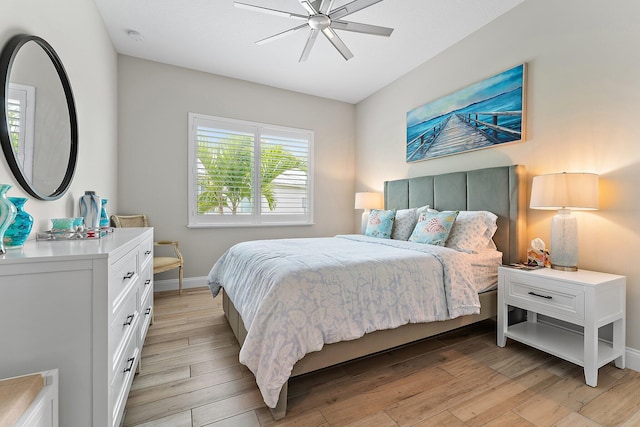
551, 264, 578, 272
361, 211, 369, 234
550, 208, 579, 272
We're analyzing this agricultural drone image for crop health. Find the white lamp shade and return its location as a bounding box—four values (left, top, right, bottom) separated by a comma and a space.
354, 192, 383, 210
530, 173, 599, 210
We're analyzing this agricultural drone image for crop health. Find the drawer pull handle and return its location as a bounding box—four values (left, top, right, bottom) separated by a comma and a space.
123, 314, 135, 326
144, 250, 151, 255
145, 308, 151, 316
124, 357, 135, 373
528, 291, 552, 300
123, 271, 135, 280
144, 279, 151, 286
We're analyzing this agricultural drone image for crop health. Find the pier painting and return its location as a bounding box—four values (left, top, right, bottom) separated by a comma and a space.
406, 64, 526, 162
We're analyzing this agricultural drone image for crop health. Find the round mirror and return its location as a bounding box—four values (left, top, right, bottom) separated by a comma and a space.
0, 34, 78, 200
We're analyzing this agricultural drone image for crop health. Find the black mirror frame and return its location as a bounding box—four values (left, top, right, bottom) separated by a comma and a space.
0, 34, 78, 200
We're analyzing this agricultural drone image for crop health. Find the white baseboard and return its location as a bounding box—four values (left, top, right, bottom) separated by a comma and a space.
153, 276, 209, 293
626, 346, 640, 373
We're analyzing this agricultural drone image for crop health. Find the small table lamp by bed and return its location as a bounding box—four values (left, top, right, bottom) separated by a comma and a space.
529, 172, 599, 271
355, 192, 383, 234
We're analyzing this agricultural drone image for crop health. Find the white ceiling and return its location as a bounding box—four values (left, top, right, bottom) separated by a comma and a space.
93, 0, 524, 104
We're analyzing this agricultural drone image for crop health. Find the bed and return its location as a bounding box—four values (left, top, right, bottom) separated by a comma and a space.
208, 164, 526, 419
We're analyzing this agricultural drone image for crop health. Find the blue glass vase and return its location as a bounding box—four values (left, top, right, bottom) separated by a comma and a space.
100, 198, 109, 228
4, 197, 33, 248
0, 184, 17, 254
79, 191, 101, 230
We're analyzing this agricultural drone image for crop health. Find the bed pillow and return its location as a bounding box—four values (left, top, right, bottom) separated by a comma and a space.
445, 210, 498, 253
391, 208, 417, 240
408, 211, 458, 245
365, 209, 396, 239
416, 205, 438, 217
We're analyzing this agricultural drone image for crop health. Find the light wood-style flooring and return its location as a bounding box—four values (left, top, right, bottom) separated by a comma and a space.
124, 288, 640, 426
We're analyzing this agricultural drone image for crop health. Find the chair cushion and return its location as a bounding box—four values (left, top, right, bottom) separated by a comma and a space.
154, 256, 182, 274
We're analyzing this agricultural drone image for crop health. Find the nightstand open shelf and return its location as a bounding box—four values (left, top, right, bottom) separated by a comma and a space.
497, 266, 626, 387
505, 321, 619, 368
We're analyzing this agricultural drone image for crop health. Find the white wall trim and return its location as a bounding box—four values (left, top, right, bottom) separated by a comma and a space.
626, 346, 640, 373
154, 276, 209, 293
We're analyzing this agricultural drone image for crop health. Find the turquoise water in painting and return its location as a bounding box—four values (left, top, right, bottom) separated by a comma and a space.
407, 88, 523, 144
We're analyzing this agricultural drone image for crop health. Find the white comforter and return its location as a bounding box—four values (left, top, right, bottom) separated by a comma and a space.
207, 235, 480, 408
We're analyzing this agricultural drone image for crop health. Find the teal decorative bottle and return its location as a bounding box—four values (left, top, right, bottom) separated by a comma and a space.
0, 184, 17, 254
4, 197, 33, 248
100, 198, 109, 228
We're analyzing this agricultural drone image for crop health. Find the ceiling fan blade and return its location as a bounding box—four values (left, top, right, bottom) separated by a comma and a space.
331, 20, 393, 36
319, 0, 335, 14
256, 24, 308, 45
299, 29, 320, 62
321, 27, 354, 61
329, 0, 384, 20
299, 1, 318, 15
234, 2, 307, 20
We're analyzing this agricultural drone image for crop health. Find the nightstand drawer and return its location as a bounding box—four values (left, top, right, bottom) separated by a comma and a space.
505, 276, 585, 321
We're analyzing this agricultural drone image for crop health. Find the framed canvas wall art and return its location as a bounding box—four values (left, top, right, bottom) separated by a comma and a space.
406, 64, 526, 162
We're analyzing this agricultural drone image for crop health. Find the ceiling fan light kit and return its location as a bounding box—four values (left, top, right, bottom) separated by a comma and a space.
235, 0, 393, 62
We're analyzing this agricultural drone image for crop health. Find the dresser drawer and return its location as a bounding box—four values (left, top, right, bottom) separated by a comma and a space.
109, 289, 138, 364
139, 262, 153, 303
139, 283, 153, 344
110, 333, 138, 427
109, 247, 138, 307
505, 275, 585, 322
139, 236, 153, 272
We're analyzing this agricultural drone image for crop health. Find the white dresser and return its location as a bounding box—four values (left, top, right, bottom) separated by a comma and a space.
0, 228, 154, 427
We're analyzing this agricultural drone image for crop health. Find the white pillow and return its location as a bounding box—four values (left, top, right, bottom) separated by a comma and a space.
445, 210, 498, 253
416, 205, 438, 217
391, 205, 437, 240
391, 208, 417, 240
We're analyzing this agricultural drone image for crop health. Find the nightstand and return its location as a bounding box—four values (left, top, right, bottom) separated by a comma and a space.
497, 266, 626, 387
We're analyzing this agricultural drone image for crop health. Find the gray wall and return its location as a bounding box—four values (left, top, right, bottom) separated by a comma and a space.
355, 0, 640, 350
117, 56, 355, 279
0, 0, 118, 229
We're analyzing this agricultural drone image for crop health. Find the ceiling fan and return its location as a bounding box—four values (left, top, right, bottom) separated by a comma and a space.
234, 0, 393, 62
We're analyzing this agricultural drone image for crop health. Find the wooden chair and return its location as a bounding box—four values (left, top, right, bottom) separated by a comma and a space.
110, 214, 184, 294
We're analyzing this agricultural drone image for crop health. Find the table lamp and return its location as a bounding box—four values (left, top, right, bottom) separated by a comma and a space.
355, 192, 383, 234
529, 172, 599, 271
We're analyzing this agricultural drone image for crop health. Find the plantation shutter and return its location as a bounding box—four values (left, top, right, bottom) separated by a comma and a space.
260, 127, 309, 217
188, 113, 313, 227
7, 96, 22, 153
194, 118, 256, 218
7, 84, 35, 180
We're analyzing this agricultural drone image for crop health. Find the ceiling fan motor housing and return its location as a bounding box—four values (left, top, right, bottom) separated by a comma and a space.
308, 14, 331, 30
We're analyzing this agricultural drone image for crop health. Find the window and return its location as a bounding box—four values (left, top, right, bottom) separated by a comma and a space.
7, 83, 36, 180
188, 113, 313, 227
